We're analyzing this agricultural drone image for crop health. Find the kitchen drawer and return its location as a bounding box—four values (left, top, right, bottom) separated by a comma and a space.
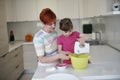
6, 51, 23, 69
0, 53, 23, 80
0, 47, 23, 69
0, 46, 24, 80
0, 46, 23, 65
0, 44, 9, 57
6, 61, 24, 80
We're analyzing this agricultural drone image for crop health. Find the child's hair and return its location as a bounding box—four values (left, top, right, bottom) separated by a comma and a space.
40, 8, 56, 24
59, 18, 73, 32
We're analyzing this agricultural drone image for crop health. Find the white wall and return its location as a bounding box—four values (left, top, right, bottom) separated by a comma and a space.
7, 21, 40, 41
7, 16, 120, 51
104, 15, 120, 50
7, 19, 82, 41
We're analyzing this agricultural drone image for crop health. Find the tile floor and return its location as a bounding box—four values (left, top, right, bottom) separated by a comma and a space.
18, 73, 33, 80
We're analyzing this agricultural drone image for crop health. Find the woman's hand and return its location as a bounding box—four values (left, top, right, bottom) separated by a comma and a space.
58, 51, 70, 60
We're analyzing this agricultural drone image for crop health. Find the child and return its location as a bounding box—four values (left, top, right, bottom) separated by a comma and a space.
57, 18, 88, 64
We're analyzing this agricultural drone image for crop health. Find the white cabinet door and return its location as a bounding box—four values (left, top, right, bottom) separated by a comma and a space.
0, 0, 9, 56
57, 0, 79, 19
5, 0, 16, 22
78, 0, 84, 18
16, 0, 37, 21
36, 0, 57, 20
23, 44, 37, 73
0, 46, 24, 80
83, 0, 113, 18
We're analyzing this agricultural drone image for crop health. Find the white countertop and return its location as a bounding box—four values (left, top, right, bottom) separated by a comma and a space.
9, 40, 33, 52
32, 45, 120, 80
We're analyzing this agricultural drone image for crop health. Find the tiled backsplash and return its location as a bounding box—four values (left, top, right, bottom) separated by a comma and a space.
104, 15, 120, 50
7, 21, 39, 41
7, 19, 82, 41
7, 18, 106, 42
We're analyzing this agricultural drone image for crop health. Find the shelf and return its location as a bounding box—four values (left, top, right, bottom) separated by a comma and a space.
101, 11, 120, 17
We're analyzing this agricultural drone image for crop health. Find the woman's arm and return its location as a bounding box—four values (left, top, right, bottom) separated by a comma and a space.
38, 52, 70, 63
57, 45, 71, 63
33, 37, 68, 63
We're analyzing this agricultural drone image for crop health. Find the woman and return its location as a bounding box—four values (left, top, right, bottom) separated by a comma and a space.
33, 8, 69, 65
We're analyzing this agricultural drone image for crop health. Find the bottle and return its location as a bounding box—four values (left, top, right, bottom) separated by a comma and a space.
10, 30, 15, 42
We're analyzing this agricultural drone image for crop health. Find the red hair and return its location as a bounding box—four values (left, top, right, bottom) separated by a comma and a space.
39, 8, 56, 24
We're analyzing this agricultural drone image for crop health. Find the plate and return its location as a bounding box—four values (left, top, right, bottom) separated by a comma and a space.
44, 73, 79, 80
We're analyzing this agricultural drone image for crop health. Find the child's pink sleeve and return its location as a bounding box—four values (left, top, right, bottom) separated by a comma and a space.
57, 36, 63, 45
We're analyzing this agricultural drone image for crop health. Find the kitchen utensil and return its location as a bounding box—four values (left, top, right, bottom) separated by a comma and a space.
70, 53, 90, 70
74, 41, 90, 54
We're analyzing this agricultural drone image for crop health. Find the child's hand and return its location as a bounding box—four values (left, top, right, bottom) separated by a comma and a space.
77, 34, 89, 46
80, 38, 85, 46
58, 51, 70, 60
59, 53, 70, 60
77, 38, 85, 46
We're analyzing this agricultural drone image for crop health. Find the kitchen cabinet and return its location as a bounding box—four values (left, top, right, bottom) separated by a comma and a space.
6, 0, 57, 21
5, 0, 115, 21
0, 0, 9, 56
5, 0, 80, 21
16, 0, 37, 21
78, 0, 84, 18
82, 0, 114, 18
37, 0, 80, 19
57, 0, 79, 19
23, 43, 37, 73
5, 0, 16, 22
5, 0, 37, 22
36, 0, 58, 20
0, 45, 24, 80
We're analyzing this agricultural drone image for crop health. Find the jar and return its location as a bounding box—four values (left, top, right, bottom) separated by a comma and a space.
25, 33, 33, 42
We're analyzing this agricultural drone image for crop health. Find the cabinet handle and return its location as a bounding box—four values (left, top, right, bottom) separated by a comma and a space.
16, 65, 19, 69
14, 48, 18, 51
14, 54, 18, 57
1, 53, 8, 58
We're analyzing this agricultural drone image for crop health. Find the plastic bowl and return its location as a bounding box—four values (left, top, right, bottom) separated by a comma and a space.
56, 63, 67, 71
70, 53, 90, 70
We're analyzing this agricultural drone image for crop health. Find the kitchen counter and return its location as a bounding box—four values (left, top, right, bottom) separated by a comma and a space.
9, 41, 37, 73
9, 40, 33, 52
32, 45, 120, 80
